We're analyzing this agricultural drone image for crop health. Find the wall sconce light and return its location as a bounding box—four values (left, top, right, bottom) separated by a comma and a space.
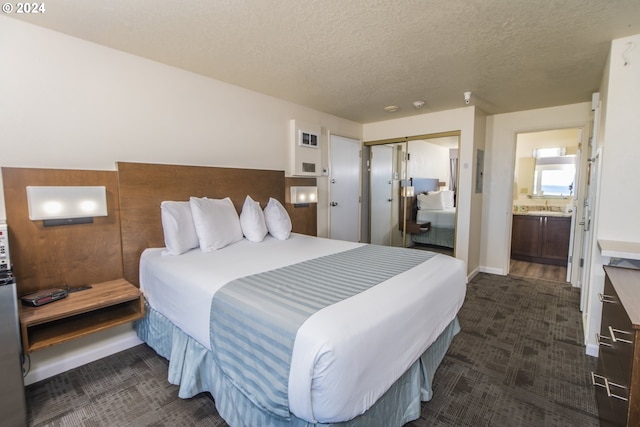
401, 186, 415, 197
289, 186, 318, 207
26, 186, 108, 226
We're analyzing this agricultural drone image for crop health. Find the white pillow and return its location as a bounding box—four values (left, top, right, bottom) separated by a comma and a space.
441, 190, 455, 209
189, 196, 244, 251
160, 201, 199, 255
417, 192, 445, 210
264, 197, 292, 240
240, 196, 268, 243
442, 190, 456, 209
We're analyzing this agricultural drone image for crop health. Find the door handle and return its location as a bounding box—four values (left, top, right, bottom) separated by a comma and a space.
331, 202, 338, 207
331, 179, 336, 184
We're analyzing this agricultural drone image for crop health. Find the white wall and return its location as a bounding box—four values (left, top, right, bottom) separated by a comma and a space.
596, 34, 640, 241
480, 103, 592, 275
407, 140, 449, 183
470, 107, 487, 276
583, 33, 640, 356
0, 17, 361, 383
0, 17, 362, 232
363, 106, 480, 277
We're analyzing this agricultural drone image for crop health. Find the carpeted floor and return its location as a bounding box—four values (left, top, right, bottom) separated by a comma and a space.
25, 273, 599, 426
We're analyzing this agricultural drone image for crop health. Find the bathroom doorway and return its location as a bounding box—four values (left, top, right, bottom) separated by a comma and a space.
510, 128, 585, 283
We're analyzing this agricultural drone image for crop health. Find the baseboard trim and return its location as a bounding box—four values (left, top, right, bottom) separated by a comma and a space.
24, 328, 143, 386
467, 266, 480, 282
479, 266, 506, 275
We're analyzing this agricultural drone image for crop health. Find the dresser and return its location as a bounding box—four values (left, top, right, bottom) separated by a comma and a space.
593, 266, 640, 426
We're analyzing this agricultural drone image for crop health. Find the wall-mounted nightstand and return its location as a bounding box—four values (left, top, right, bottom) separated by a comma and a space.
19, 278, 143, 354
405, 221, 431, 235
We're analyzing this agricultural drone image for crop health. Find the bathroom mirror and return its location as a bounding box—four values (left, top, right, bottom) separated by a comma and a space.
514, 130, 580, 200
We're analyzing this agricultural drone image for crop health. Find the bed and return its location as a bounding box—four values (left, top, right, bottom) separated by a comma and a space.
117, 162, 467, 427
409, 177, 456, 249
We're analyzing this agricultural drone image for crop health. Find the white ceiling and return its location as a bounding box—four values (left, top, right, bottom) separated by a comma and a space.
9, 0, 640, 123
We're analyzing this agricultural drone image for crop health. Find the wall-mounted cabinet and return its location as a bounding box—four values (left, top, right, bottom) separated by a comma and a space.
511, 214, 571, 265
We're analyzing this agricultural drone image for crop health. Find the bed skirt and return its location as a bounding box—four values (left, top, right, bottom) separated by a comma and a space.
135, 303, 460, 427
411, 227, 455, 249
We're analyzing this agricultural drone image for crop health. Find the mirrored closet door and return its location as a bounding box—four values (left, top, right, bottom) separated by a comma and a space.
366, 132, 459, 254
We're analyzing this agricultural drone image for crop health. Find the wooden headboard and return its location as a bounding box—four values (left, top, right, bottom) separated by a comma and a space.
411, 177, 441, 194
117, 162, 285, 286
2, 167, 123, 295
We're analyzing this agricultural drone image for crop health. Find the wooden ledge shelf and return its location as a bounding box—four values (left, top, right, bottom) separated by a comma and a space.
405, 221, 431, 234
19, 278, 143, 354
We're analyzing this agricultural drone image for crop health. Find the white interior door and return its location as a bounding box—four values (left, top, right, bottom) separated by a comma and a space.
566, 143, 582, 283
580, 98, 600, 315
329, 135, 361, 242
370, 145, 393, 245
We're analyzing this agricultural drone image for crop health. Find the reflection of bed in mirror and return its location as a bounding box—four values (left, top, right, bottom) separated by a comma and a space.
408, 177, 456, 249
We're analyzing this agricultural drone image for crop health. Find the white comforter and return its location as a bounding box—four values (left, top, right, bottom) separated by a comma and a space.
416, 207, 457, 228
140, 233, 466, 423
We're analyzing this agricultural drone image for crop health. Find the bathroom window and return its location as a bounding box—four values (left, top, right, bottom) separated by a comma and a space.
533, 155, 576, 196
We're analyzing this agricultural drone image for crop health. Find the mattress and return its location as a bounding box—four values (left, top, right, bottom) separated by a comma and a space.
139, 233, 466, 423
416, 207, 456, 229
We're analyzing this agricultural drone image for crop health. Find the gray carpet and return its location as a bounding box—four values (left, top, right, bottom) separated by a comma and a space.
25, 273, 599, 426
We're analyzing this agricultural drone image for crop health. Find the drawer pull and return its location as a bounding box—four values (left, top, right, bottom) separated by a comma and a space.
608, 381, 629, 402
596, 333, 613, 347
591, 371, 607, 388
591, 372, 629, 402
598, 293, 617, 304
609, 326, 633, 344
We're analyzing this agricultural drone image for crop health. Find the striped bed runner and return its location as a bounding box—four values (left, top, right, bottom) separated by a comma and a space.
209, 244, 436, 419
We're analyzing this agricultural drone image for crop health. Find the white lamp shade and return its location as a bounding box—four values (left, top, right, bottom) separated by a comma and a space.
290, 186, 318, 204
26, 186, 108, 220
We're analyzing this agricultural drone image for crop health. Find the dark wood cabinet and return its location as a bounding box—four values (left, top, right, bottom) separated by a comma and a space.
593, 266, 640, 426
511, 215, 542, 259
511, 214, 571, 265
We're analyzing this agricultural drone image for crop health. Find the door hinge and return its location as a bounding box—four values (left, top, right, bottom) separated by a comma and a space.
580, 258, 584, 267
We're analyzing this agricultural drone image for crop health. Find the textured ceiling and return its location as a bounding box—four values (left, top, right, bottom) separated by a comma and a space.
8, 0, 640, 123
